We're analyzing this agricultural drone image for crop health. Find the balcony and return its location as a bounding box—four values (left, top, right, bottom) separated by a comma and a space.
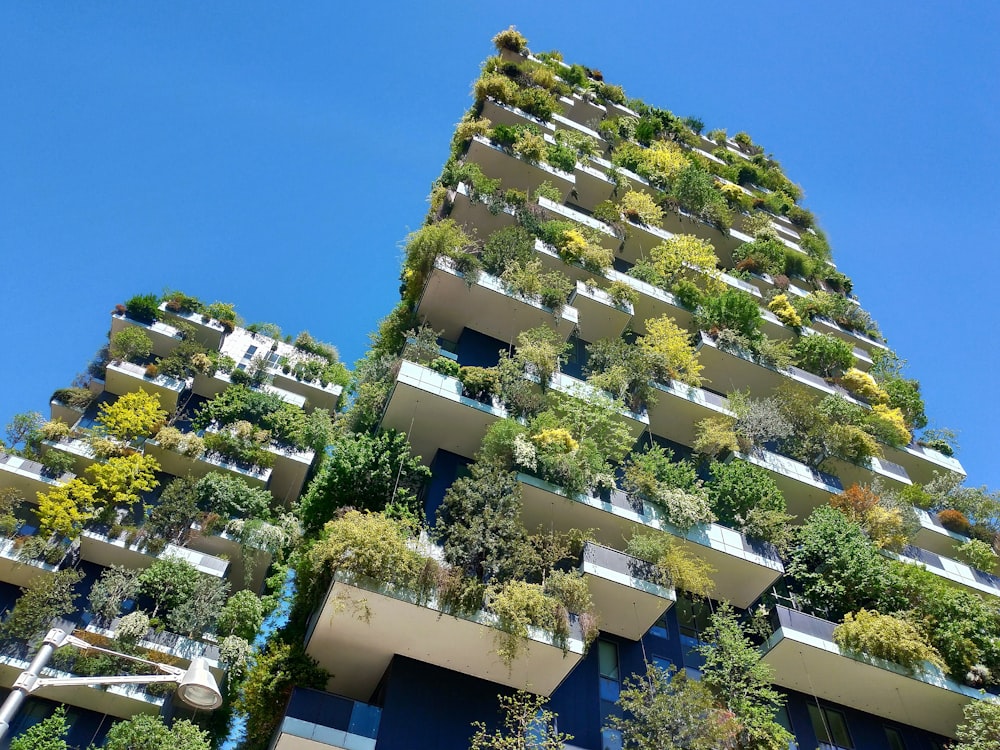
0, 536, 62, 587
604, 269, 695, 334
890, 545, 1000, 600
761, 605, 986, 738
83, 622, 222, 676
695, 332, 865, 407
79, 528, 229, 578
569, 280, 633, 343
380, 361, 505, 464
158, 303, 226, 350
0, 452, 72, 499
144, 437, 271, 490
186, 526, 274, 593
467, 135, 575, 202
109, 313, 183, 358
809, 315, 889, 359
547, 372, 649, 440
912, 508, 969, 559
304, 572, 585, 701
882, 441, 966, 486
558, 92, 606, 129
579, 542, 675, 640
274, 688, 381, 750
517, 473, 783, 608
646, 380, 732, 449
730, 450, 842, 521
417, 257, 579, 344
481, 97, 556, 135
822, 453, 912, 490
104, 360, 188, 413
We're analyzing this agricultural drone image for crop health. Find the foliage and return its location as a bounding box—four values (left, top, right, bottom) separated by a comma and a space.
139, 557, 202, 617
219, 634, 253, 680
631, 235, 722, 296
97, 389, 167, 441
434, 462, 529, 584
793, 333, 854, 378
866, 404, 912, 447
608, 662, 739, 750
619, 190, 663, 226
154, 426, 205, 457
695, 289, 762, 342
40, 450, 75, 478
9, 705, 69, 750
839, 368, 888, 404
881, 375, 928, 430
500, 258, 573, 312
698, 604, 793, 750
109, 326, 153, 363
51, 387, 97, 409
585, 337, 656, 412
765, 294, 801, 328
692, 416, 739, 458
639, 315, 703, 386
469, 691, 572, 750
115, 610, 151, 645
706, 460, 786, 535
833, 609, 946, 673
218, 590, 266, 641
103, 714, 210, 750
481, 225, 535, 278
167, 573, 230, 636
36, 478, 94, 538
195, 472, 273, 519
89, 565, 141, 622
304, 510, 426, 593
953, 699, 1000, 750
626, 532, 714, 598
237, 640, 329, 750
516, 326, 569, 388
124, 293, 161, 324
0, 569, 82, 642
488, 578, 570, 664
297, 429, 430, 534
938, 508, 972, 535
401, 219, 473, 304
86, 453, 160, 509
785, 506, 898, 621
829, 484, 914, 551
956, 538, 998, 571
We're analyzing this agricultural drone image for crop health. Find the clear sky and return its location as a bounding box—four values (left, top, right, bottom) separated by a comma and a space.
2, 2, 998, 490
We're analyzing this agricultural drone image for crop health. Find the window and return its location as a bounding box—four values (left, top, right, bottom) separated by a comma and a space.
598, 640, 622, 750
884, 727, 906, 750
808, 704, 853, 750
676, 596, 711, 672
648, 614, 669, 640
775, 705, 799, 750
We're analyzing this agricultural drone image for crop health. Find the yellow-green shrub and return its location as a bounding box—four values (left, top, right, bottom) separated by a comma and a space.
839, 368, 889, 404
833, 610, 946, 674
767, 294, 803, 329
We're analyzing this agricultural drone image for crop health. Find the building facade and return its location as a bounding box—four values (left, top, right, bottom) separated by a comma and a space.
274, 30, 996, 750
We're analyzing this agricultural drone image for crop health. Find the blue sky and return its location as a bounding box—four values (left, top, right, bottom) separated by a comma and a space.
2, 2, 998, 490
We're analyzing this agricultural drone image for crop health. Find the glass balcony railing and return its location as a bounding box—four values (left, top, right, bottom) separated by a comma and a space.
280, 687, 382, 748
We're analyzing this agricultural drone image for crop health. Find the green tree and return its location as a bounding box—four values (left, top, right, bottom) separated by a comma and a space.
785, 505, 899, 621
608, 662, 739, 750
434, 462, 530, 584
0, 569, 82, 642
237, 641, 328, 750
96, 389, 167, 441
36, 478, 94, 538
139, 557, 201, 618
469, 691, 572, 750
218, 590, 266, 641
147, 476, 200, 542
695, 289, 762, 343
793, 333, 854, 378
953, 699, 1000, 750
102, 714, 210, 750
85, 453, 160, 509
88, 565, 142, 623
194, 472, 273, 519
4, 411, 44, 454
9, 705, 69, 750
109, 327, 153, 363
297, 429, 430, 534
706, 460, 787, 536
698, 604, 792, 750
167, 573, 230, 637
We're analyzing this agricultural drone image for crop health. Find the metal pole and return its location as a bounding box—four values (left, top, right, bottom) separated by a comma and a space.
0, 628, 67, 742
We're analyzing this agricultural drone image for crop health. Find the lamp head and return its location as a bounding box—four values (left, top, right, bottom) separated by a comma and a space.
176, 657, 223, 710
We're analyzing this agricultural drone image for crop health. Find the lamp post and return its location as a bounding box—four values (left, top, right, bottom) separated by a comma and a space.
0, 627, 223, 742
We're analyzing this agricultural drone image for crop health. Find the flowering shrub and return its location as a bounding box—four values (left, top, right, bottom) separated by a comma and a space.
767, 294, 802, 328
839, 368, 889, 404
531, 428, 579, 453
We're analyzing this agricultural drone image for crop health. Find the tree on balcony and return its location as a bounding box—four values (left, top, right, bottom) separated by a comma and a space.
469, 690, 572, 750
9, 705, 70, 750
103, 714, 210, 750
96, 389, 167, 442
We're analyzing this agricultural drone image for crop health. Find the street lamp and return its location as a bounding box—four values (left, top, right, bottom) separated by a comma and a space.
0, 627, 223, 741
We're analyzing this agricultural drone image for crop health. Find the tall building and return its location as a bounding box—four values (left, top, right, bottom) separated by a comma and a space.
0, 297, 343, 747
273, 29, 998, 750
1, 28, 998, 750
